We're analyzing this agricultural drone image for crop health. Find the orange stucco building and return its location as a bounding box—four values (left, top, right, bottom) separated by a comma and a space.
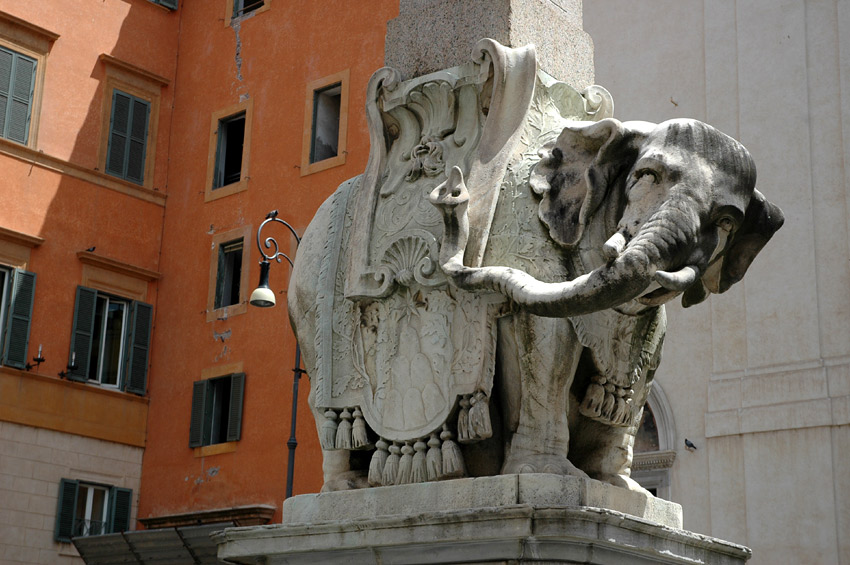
0, 1, 395, 562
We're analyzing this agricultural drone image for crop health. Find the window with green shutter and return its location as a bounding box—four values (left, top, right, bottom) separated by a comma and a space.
54, 479, 133, 542
68, 286, 152, 395
0, 268, 36, 369
149, 0, 178, 9
189, 373, 245, 447
105, 89, 150, 185
0, 45, 37, 144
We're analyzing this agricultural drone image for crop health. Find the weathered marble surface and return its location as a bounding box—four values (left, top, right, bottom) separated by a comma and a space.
287, 38, 783, 499
215, 476, 751, 564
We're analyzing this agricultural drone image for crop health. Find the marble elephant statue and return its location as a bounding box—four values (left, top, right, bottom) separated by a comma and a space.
286, 40, 783, 494
429, 117, 784, 489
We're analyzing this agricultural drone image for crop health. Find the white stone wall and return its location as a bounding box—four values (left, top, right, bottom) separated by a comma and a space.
0, 421, 142, 564
584, 1, 850, 563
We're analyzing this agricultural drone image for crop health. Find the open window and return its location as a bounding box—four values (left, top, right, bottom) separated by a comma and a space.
0, 266, 36, 369
189, 373, 245, 447
214, 239, 243, 309
205, 101, 253, 201
207, 226, 251, 321
67, 286, 152, 395
300, 69, 349, 175
55, 479, 132, 542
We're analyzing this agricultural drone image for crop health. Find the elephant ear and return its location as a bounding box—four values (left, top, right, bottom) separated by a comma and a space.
530, 118, 647, 249
683, 189, 784, 307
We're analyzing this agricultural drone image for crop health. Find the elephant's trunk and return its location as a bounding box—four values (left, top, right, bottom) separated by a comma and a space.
430, 168, 701, 317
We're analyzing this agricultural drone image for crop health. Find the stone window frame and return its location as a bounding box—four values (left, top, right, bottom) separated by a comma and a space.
206, 226, 252, 322
0, 11, 59, 149
96, 54, 169, 190
225, 0, 270, 25
631, 382, 677, 500
300, 69, 349, 176
204, 99, 253, 202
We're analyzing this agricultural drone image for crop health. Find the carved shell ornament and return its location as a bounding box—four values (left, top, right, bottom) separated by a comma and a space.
373, 233, 443, 292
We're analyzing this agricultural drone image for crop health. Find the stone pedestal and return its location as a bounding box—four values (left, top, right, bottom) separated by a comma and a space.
385, 0, 594, 88
214, 475, 751, 564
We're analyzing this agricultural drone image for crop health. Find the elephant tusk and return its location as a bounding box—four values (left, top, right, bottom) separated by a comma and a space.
602, 233, 626, 260
654, 265, 700, 291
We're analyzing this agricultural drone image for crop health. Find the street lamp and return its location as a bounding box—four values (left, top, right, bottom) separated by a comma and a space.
250, 209, 304, 500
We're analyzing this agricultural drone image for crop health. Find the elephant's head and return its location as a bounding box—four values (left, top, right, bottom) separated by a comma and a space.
431, 118, 784, 316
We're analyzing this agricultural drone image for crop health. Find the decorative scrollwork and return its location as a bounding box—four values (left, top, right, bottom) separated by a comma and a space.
372, 232, 443, 294
256, 210, 301, 267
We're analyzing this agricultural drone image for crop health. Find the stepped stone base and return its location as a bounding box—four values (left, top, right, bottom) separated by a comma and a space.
214, 475, 751, 564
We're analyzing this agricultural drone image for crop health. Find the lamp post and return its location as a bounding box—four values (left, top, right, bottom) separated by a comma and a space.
249, 210, 303, 500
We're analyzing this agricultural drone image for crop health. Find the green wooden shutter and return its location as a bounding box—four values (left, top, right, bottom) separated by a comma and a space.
108, 487, 133, 533
2, 269, 36, 369
124, 301, 152, 395
54, 479, 79, 542
226, 372, 245, 442
158, 0, 179, 9
105, 90, 149, 184
189, 380, 208, 448
0, 46, 36, 144
68, 286, 97, 382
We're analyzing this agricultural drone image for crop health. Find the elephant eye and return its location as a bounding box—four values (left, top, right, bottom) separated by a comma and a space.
716, 217, 735, 233
634, 168, 660, 184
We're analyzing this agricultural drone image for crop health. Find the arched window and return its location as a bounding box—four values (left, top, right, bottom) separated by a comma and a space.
632, 382, 676, 499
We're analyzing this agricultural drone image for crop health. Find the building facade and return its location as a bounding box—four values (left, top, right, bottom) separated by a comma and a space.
0, 1, 847, 565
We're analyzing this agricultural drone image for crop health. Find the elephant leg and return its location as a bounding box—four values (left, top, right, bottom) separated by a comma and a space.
498, 311, 586, 476
568, 384, 652, 494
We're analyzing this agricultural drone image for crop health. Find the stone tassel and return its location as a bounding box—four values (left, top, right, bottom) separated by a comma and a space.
600, 384, 616, 420
425, 433, 442, 481
351, 407, 369, 449
368, 439, 389, 486
468, 391, 492, 440
320, 409, 338, 450
440, 425, 465, 479
457, 396, 471, 443
335, 408, 353, 449
382, 443, 401, 485
395, 443, 414, 484
411, 440, 427, 483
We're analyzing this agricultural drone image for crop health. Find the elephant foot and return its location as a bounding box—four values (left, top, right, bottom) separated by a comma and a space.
320, 470, 369, 492
595, 472, 652, 496
501, 453, 589, 478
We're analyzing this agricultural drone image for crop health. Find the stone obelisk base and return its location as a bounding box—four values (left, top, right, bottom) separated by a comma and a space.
215, 475, 750, 564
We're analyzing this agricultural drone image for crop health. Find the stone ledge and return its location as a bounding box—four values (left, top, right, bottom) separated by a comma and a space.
216, 503, 750, 565
281, 474, 682, 529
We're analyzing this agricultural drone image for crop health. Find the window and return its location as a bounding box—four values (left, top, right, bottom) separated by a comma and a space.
67, 286, 152, 395
206, 226, 251, 321
631, 385, 677, 499
215, 239, 243, 309
104, 89, 150, 185
149, 0, 178, 8
55, 479, 132, 542
0, 267, 36, 369
204, 100, 253, 201
189, 373, 245, 447
301, 69, 349, 176
310, 83, 341, 163
0, 46, 37, 144
213, 112, 246, 189
233, 0, 264, 18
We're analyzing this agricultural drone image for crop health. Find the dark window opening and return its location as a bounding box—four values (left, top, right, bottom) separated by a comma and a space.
310, 83, 341, 163
213, 112, 245, 188
189, 373, 245, 448
634, 405, 660, 453
233, 0, 264, 18
214, 239, 243, 309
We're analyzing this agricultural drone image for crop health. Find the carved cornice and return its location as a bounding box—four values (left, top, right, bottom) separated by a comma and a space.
0, 10, 59, 54
77, 251, 161, 282
0, 226, 43, 248
632, 449, 677, 472
0, 138, 167, 205
99, 53, 170, 87
139, 505, 276, 529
